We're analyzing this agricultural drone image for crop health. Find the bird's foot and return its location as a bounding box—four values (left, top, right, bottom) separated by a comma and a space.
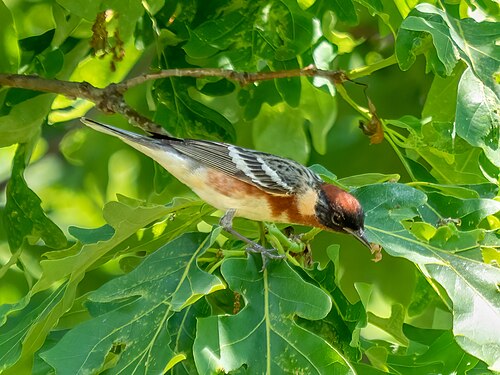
245, 243, 285, 270
220, 209, 285, 270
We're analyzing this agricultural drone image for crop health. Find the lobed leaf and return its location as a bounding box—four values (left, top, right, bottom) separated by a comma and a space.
396, 3, 500, 98
41, 232, 224, 374
357, 183, 500, 371
456, 68, 500, 167
193, 256, 355, 374
153, 76, 235, 141
0, 199, 191, 373
3, 143, 66, 251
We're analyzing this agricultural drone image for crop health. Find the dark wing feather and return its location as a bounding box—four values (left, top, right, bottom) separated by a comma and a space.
162, 138, 321, 195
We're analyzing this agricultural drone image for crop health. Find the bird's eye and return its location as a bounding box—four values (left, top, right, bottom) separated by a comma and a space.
331, 212, 342, 226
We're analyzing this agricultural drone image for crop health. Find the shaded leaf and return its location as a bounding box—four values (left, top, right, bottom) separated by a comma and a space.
3, 143, 66, 251
252, 103, 310, 164
419, 191, 500, 231
422, 63, 465, 122
154, 76, 235, 141
386, 329, 479, 374
0, 200, 192, 374
0, 288, 66, 373
167, 299, 212, 375
300, 78, 337, 155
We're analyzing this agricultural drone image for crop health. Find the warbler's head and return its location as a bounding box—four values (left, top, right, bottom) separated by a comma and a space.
315, 184, 370, 248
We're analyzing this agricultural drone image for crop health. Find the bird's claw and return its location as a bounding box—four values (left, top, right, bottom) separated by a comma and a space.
245, 243, 285, 271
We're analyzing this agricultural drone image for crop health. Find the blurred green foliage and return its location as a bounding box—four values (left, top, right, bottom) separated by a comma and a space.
0, 0, 499, 374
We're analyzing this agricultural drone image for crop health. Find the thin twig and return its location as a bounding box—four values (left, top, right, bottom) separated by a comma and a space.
121, 66, 348, 89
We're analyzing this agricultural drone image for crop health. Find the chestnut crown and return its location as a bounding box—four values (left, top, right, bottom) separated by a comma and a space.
315, 184, 369, 247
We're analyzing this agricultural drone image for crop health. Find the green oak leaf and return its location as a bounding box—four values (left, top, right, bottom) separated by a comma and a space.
0, 1, 19, 73
338, 173, 400, 187
153, 76, 235, 141
323, 0, 357, 25
388, 116, 488, 184
386, 329, 479, 374
252, 102, 310, 164
0, 200, 192, 374
56, 0, 144, 41
0, 287, 67, 374
0, 94, 54, 147
193, 256, 355, 374
422, 63, 465, 123
166, 298, 212, 375
419, 191, 500, 231
396, 3, 500, 97
3, 143, 66, 251
397, 11, 459, 76
456, 68, 500, 167
300, 78, 337, 155
41, 232, 224, 374
185, 1, 314, 64
357, 183, 500, 371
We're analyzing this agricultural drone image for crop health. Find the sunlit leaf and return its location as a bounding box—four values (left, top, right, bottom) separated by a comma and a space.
388, 116, 489, 184
397, 12, 459, 76
0, 94, 53, 147
396, 3, 500, 97
193, 256, 355, 374
456, 68, 500, 167
358, 183, 500, 371
32, 200, 194, 293
41, 232, 224, 374
0, 1, 19, 73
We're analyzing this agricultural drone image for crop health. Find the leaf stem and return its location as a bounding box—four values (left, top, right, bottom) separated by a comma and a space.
265, 224, 304, 253
335, 84, 370, 119
300, 227, 322, 242
347, 54, 398, 80
207, 260, 223, 274
384, 125, 417, 181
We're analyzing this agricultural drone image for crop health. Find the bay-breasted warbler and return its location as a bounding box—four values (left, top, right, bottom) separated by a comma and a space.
81, 117, 371, 260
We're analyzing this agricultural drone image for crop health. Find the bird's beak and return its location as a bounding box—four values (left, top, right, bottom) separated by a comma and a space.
343, 227, 371, 249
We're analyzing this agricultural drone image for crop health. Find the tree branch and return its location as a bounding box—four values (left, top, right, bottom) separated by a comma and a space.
0, 73, 163, 133
0, 66, 351, 134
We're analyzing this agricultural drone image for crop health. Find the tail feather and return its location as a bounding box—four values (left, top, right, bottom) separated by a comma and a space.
80, 117, 174, 161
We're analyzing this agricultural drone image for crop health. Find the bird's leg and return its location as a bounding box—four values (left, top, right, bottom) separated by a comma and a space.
220, 209, 285, 267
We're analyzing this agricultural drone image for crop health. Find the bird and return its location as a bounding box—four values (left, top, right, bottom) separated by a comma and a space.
80, 117, 372, 261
